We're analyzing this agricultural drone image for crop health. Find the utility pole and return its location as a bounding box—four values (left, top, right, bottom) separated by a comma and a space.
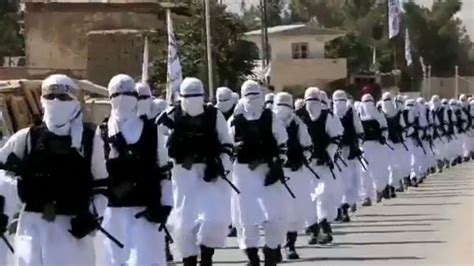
455, 65, 459, 98
205, 0, 214, 99
260, 0, 269, 82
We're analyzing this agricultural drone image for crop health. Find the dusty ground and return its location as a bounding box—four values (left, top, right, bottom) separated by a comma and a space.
209, 162, 474, 266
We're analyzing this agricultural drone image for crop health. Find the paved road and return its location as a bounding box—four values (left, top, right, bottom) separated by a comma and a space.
208, 162, 474, 266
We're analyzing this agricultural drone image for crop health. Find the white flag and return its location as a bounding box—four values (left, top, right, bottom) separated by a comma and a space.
166, 9, 183, 103
405, 29, 413, 66
372, 46, 377, 66
388, 0, 401, 39
142, 36, 149, 83
420, 56, 426, 78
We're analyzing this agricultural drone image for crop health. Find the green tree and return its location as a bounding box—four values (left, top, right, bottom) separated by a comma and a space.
404, 0, 472, 76
0, 0, 24, 59
150, 3, 258, 94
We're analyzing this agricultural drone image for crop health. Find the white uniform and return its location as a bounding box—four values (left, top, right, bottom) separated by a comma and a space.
229, 81, 288, 254
96, 74, 172, 266
160, 78, 232, 262
359, 94, 390, 198
0, 75, 98, 266
333, 90, 364, 212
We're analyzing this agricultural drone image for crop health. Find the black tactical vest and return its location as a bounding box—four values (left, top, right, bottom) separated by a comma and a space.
454, 109, 465, 133
164, 105, 219, 164
402, 109, 411, 128
222, 105, 235, 121
285, 119, 304, 171
446, 109, 455, 136
340, 108, 357, 146
233, 109, 278, 164
18, 123, 95, 215
361, 119, 382, 141
304, 110, 331, 164
386, 112, 403, 143
101, 118, 161, 208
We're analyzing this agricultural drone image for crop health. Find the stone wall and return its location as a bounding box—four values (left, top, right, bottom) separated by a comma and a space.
24, 2, 165, 84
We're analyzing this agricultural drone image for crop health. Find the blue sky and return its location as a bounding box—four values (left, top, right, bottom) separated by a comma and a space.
223, 0, 474, 38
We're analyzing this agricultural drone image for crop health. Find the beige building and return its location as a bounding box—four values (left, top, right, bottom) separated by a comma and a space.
12, 0, 169, 85
244, 23, 347, 94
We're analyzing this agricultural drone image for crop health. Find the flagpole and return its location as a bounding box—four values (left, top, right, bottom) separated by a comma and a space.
205, 0, 214, 100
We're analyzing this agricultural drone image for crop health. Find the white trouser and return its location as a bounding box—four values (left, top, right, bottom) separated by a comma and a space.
15, 212, 95, 266
168, 164, 231, 258
313, 165, 339, 223
362, 141, 390, 192
388, 142, 406, 187
339, 147, 362, 205
100, 207, 166, 266
284, 167, 317, 232
408, 137, 427, 179
398, 141, 412, 179
233, 163, 286, 249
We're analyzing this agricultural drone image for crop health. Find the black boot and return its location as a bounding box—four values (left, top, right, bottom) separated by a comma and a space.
335, 208, 342, 222
412, 177, 418, 187
390, 186, 396, 198
228, 226, 237, 237
341, 203, 350, 223
376, 191, 383, 203
285, 232, 300, 260
318, 219, 333, 244
350, 203, 357, 213
263, 246, 278, 266
383, 186, 391, 199
307, 223, 320, 245
165, 237, 174, 262
395, 180, 404, 192
200, 245, 214, 266
275, 246, 282, 263
403, 176, 411, 188
183, 256, 198, 266
245, 248, 260, 266
362, 197, 372, 206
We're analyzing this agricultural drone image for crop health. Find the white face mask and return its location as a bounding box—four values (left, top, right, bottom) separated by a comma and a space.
333, 100, 347, 117
181, 96, 204, 116
243, 96, 264, 115
216, 99, 234, 113
362, 102, 377, 116
137, 98, 152, 118
382, 100, 396, 115
111, 95, 138, 122
42, 99, 80, 135
306, 101, 322, 120
274, 105, 293, 124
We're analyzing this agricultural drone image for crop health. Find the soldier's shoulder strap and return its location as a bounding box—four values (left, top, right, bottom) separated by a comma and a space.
82, 122, 96, 163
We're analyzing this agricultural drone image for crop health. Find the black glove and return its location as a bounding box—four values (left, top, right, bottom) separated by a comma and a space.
379, 137, 387, 145
265, 158, 284, 187
138, 205, 172, 224
0, 213, 8, 235
69, 212, 99, 239
204, 159, 220, 183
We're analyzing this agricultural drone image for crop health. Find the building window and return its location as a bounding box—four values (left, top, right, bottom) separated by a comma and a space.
292, 43, 309, 59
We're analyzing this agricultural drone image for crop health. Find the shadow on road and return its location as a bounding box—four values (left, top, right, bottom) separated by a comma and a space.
384, 203, 461, 206
356, 213, 436, 217
334, 229, 435, 235
281, 256, 423, 263
334, 223, 432, 228
332, 240, 445, 246
349, 218, 449, 223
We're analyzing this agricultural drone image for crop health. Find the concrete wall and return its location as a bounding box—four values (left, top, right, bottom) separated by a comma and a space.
270, 58, 347, 92
0, 67, 86, 80
87, 30, 160, 86
24, 3, 165, 81
422, 77, 474, 98
246, 34, 327, 60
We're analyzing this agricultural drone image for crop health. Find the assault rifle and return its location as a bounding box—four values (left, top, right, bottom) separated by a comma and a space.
266, 158, 296, 199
